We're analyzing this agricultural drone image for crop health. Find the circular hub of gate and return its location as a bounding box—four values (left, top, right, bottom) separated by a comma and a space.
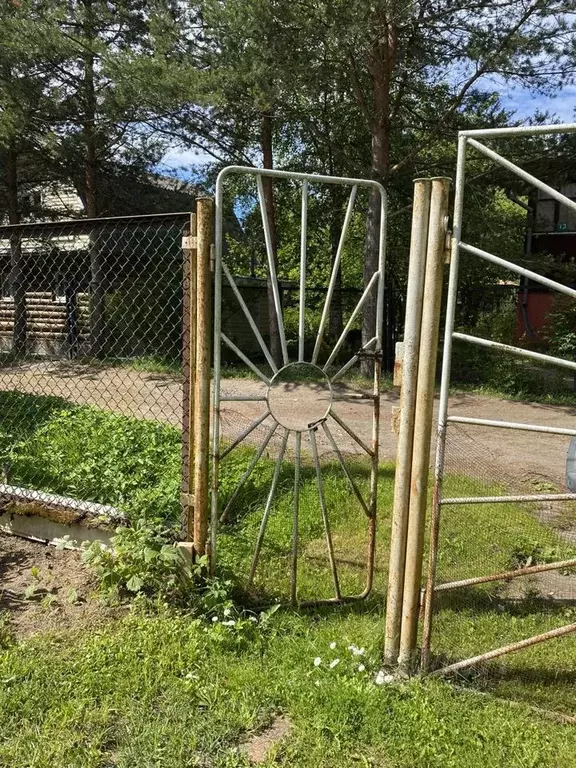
267, 362, 333, 432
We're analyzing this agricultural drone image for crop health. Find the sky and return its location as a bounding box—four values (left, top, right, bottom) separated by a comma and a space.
159, 85, 576, 178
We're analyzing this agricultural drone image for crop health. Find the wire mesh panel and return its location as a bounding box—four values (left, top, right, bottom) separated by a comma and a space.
422, 125, 576, 716
0, 213, 190, 535
211, 167, 387, 604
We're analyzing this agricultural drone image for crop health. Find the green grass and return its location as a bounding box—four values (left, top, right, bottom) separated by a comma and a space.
2, 611, 576, 768
2, 390, 576, 766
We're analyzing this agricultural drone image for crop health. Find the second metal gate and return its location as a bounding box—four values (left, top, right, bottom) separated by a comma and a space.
422, 124, 576, 675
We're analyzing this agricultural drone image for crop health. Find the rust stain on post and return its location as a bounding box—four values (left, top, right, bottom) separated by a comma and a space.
193, 198, 214, 557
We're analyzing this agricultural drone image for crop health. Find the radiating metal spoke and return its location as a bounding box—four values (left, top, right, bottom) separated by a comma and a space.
221, 333, 271, 384
309, 427, 341, 599
222, 261, 278, 373
220, 410, 271, 459
299, 181, 308, 362
329, 411, 374, 457
312, 185, 357, 365
321, 422, 370, 517
248, 429, 290, 585
256, 174, 289, 365
331, 337, 377, 384
323, 272, 379, 371
291, 432, 302, 604
220, 422, 279, 523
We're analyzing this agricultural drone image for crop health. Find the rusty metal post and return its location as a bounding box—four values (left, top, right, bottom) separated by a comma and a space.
398, 177, 450, 672
180, 213, 197, 541
193, 198, 214, 558
384, 179, 432, 665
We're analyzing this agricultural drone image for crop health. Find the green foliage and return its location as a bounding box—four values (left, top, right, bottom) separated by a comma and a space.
450, 297, 571, 400
0, 613, 15, 651
508, 541, 565, 571
82, 522, 193, 599
544, 296, 576, 360
0, 390, 181, 525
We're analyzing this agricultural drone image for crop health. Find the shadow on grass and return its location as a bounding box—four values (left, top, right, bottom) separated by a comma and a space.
219, 455, 394, 530
433, 586, 576, 616
0, 390, 76, 442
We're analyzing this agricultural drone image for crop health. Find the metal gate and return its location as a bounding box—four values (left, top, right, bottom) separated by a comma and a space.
210, 167, 386, 604
422, 124, 576, 674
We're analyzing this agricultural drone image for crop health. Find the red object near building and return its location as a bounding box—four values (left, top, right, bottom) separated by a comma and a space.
516, 188, 576, 343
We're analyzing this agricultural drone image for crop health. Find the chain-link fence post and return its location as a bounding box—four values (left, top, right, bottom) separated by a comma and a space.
193, 198, 214, 559
181, 213, 197, 542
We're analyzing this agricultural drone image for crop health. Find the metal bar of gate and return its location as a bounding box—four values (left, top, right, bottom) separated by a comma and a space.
459, 242, 576, 300
435, 558, 576, 592
312, 186, 357, 365
432, 624, 576, 677
298, 182, 308, 363
467, 138, 576, 214
442, 493, 576, 505
421, 137, 467, 671
460, 123, 576, 138
453, 331, 576, 371
448, 415, 576, 437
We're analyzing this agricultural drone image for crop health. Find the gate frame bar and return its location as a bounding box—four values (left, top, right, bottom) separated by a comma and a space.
211, 166, 387, 597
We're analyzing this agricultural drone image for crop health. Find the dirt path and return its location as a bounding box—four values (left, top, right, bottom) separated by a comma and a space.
1, 361, 575, 489
0, 533, 121, 638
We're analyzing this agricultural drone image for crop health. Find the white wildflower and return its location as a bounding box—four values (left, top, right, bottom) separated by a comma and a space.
211, 616, 219, 623
348, 644, 365, 656
221, 620, 236, 627
329, 658, 340, 669
374, 670, 394, 685
329, 641, 336, 650
358, 664, 366, 673
249, 616, 258, 623
223, 607, 231, 617
313, 657, 322, 667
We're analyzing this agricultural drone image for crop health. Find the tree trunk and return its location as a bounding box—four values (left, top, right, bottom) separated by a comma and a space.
83, 0, 105, 358
360, 15, 396, 377
328, 189, 343, 342
6, 146, 27, 356
260, 110, 283, 368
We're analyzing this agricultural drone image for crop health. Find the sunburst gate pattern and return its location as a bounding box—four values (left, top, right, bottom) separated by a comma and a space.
212, 167, 387, 604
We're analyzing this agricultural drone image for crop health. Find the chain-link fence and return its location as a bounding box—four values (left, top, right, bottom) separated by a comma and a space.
0, 212, 192, 538
0, 209, 384, 571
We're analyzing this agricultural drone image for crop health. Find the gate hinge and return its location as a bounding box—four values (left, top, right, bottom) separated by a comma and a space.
182, 236, 198, 251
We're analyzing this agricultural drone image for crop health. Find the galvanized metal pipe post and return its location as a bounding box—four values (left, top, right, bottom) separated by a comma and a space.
181, 213, 197, 541
384, 179, 431, 664
398, 177, 451, 671
193, 198, 214, 558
